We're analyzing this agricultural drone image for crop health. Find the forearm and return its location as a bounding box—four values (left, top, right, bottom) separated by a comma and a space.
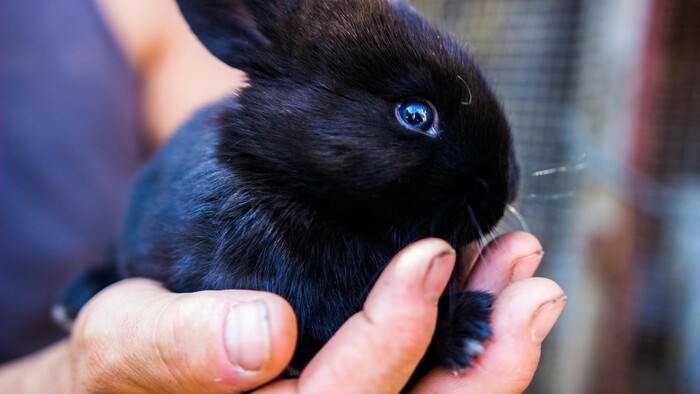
0, 340, 71, 393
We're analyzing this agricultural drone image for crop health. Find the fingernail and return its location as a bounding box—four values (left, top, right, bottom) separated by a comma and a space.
423, 249, 456, 303
225, 300, 271, 371
531, 294, 567, 344
510, 250, 544, 283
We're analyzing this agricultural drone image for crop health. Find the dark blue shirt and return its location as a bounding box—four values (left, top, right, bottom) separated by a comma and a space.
1, 0, 147, 361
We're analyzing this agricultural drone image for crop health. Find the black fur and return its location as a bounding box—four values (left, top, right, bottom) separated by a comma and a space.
59, 0, 517, 382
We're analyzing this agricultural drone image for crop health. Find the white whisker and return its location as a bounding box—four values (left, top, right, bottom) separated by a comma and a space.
531, 153, 587, 177
457, 75, 473, 106
505, 204, 531, 233
467, 205, 487, 255
520, 191, 575, 201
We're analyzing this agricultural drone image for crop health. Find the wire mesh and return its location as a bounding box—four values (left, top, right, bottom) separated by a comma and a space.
409, 0, 700, 393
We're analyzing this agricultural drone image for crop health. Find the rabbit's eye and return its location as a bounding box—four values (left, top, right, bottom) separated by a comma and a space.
396, 101, 438, 135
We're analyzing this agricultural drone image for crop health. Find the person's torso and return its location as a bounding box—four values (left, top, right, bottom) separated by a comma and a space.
0, 0, 146, 361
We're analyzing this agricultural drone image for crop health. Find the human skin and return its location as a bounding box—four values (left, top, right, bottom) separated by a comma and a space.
94, 0, 247, 146
0, 232, 565, 393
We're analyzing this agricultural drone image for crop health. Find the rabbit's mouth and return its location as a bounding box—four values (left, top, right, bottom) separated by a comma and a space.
371, 191, 506, 251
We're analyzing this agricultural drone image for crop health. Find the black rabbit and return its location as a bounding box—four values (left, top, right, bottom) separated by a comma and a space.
58, 0, 519, 382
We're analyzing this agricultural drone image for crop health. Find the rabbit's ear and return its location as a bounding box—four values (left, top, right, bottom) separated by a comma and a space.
176, 0, 291, 72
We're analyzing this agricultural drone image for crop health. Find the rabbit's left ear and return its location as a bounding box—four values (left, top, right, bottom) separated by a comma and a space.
176, 0, 296, 72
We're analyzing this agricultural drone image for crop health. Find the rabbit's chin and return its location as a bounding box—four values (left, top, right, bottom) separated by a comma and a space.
387, 217, 502, 250
331, 197, 506, 248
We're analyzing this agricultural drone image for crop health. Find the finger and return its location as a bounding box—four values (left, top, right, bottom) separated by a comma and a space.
465, 232, 544, 293
71, 278, 297, 393
269, 239, 455, 394
412, 277, 566, 394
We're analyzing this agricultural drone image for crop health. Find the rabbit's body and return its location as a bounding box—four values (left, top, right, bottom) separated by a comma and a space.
60, 0, 518, 379
119, 103, 390, 368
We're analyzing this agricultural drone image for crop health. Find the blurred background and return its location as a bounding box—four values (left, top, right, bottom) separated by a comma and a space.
409, 0, 700, 393
2, 0, 698, 392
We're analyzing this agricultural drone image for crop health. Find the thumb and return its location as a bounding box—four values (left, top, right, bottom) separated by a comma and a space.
70, 278, 297, 393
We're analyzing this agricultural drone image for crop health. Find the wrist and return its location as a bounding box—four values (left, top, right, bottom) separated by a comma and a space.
0, 340, 72, 393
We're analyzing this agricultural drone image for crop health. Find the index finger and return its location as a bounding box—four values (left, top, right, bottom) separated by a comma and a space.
465, 232, 544, 293
256, 238, 457, 394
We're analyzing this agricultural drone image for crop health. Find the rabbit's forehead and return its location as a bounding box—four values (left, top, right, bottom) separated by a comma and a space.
284, 1, 480, 104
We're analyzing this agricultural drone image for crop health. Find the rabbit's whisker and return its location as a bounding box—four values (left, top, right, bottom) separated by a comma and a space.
457, 75, 473, 106
530, 153, 587, 177
467, 205, 487, 260
505, 204, 531, 233
520, 191, 575, 201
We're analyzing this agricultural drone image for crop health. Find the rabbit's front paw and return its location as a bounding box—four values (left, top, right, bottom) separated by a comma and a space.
431, 291, 494, 372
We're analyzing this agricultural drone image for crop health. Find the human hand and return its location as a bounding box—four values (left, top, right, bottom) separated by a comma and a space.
0, 232, 563, 393
410, 233, 566, 393
260, 232, 565, 393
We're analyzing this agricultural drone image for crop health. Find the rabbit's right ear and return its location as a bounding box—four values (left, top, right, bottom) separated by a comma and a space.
176, 0, 294, 73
